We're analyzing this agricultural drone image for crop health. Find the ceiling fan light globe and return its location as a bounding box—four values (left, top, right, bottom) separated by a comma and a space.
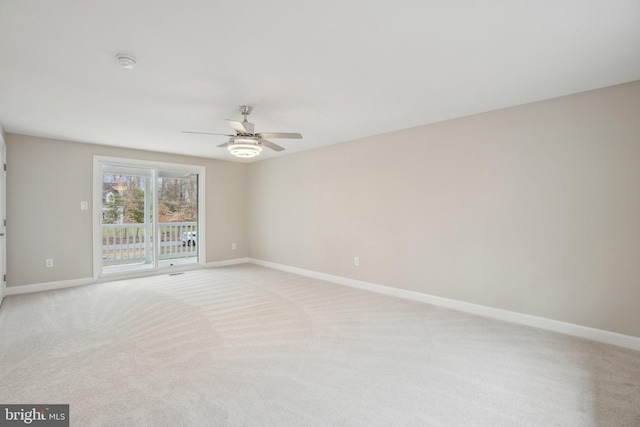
228, 142, 262, 158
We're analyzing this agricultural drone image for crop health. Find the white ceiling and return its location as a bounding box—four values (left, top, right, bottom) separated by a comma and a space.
1, 1, 639, 162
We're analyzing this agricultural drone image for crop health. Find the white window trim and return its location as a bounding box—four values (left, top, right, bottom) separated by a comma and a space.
93, 155, 206, 281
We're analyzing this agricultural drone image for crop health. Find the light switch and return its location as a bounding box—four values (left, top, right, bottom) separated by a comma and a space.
80, 201, 88, 210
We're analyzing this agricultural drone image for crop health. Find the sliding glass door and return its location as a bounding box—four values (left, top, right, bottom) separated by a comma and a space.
101, 165, 154, 273
157, 170, 199, 268
94, 157, 205, 278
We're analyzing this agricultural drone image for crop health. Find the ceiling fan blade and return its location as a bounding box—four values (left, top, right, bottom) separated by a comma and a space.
217, 142, 229, 148
258, 132, 302, 139
258, 138, 285, 152
227, 119, 255, 134
182, 131, 233, 136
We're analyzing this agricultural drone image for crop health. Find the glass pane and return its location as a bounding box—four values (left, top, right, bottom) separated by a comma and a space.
157, 174, 198, 264
101, 168, 153, 272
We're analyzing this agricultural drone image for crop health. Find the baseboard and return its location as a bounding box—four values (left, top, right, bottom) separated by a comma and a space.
5, 258, 250, 296
7, 259, 639, 351
249, 258, 640, 352
206, 257, 250, 268
5, 277, 95, 296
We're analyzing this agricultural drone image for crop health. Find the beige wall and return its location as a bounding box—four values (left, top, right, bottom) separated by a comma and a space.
6, 134, 248, 287
248, 81, 640, 338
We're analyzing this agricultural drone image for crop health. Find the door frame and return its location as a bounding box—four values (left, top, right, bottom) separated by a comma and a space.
0, 126, 6, 304
93, 155, 206, 281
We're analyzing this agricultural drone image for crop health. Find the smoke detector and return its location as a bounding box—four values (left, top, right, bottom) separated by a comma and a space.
117, 54, 137, 70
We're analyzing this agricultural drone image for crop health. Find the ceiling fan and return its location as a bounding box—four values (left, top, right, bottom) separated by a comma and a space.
182, 105, 302, 158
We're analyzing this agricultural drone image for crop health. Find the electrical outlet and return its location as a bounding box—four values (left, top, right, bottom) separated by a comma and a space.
232, 243, 237, 250
354, 257, 359, 266
45, 259, 54, 268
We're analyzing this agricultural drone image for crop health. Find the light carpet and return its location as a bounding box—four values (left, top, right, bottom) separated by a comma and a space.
0, 264, 639, 426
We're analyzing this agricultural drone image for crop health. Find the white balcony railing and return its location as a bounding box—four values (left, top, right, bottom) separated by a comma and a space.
102, 222, 197, 266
